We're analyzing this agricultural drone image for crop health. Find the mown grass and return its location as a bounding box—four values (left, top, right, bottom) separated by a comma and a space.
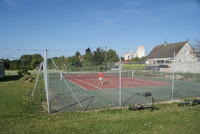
0, 72, 200, 134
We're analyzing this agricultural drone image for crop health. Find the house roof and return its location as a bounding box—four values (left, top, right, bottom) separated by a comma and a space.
146, 41, 188, 59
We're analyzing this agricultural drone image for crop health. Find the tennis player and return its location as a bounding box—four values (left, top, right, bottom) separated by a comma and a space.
98, 71, 104, 85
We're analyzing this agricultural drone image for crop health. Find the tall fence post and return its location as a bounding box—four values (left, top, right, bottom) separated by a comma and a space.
171, 52, 175, 100
44, 49, 51, 113
119, 50, 122, 108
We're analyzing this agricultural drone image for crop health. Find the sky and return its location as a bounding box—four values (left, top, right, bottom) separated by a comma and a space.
0, 0, 200, 59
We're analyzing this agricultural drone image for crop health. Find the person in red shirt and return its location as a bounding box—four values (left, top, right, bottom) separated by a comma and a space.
98, 71, 103, 85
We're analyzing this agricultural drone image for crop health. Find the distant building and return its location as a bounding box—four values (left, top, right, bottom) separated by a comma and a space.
146, 40, 197, 65
136, 46, 145, 58
124, 46, 145, 60
124, 50, 134, 61
146, 40, 200, 73
0, 60, 5, 78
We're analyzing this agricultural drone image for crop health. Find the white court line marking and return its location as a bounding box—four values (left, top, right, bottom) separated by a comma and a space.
72, 78, 102, 90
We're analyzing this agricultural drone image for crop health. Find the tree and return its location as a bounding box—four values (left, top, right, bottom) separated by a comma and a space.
67, 56, 81, 67
131, 57, 146, 63
93, 47, 105, 65
83, 53, 93, 62
75, 51, 81, 57
1, 59, 10, 69
192, 39, 200, 57
9, 60, 20, 70
32, 54, 43, 62
107, 49, 118, 62
85, 47, 91, 54
19, 54, 43, 70
31, 59, 41, 70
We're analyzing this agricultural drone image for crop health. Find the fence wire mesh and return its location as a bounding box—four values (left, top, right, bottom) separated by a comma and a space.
44, 53, 200, 113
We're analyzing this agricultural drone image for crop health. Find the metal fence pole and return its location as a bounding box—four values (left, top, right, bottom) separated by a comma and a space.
119, 50, 122, 108
31, 62, 43, 96
171, 52, 175, 100
44, 49, 51, 113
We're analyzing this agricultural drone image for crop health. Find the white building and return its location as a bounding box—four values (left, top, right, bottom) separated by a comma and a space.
124, 50, 134, 60
146, 40, 197, 65
136, 46, 145, 58
124, 46, 145, 60
146, 40, 199, 73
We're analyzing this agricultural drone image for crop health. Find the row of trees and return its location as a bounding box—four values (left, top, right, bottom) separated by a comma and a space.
2, 40, 199, 71
1, 54, 43, 70
1, 47, 120, 70
49, 47, 120, 70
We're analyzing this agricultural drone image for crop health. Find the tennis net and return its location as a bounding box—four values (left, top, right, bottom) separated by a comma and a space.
62, 70, 133, 80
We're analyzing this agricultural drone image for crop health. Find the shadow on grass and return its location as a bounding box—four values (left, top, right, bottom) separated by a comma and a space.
53, 96, 95, 113
0, 75, 23, 82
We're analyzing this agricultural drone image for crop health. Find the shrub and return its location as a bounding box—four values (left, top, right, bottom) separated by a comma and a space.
122, 64, 145, 70
17, 70, 23, 76
26, 72, 31, 75
22, 69, 28, 75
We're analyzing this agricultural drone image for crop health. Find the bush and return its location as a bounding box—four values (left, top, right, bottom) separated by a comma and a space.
122, 64, 145, 70
17, 70, 23, 76
22, 69, 28, 74
26, 72, 31, 75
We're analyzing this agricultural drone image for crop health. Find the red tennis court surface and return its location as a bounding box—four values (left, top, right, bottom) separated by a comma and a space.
64, 74, 171, 90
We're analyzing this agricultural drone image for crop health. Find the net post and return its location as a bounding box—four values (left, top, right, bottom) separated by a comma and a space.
119, 50, 122, 108
171, 51, 175, 100
44, 49, 51, 114
132, 70, 134, 77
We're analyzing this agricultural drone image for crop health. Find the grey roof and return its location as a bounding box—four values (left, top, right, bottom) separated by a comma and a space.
146, 41, 188, 59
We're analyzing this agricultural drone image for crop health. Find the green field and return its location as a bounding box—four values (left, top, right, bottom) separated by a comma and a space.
1, 72, 200, 134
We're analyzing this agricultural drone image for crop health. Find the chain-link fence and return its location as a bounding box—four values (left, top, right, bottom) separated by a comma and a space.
43, 51, 200, 113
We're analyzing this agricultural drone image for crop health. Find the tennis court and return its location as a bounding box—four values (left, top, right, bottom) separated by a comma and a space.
47, 70, 200, 113
63, 72, 171, 90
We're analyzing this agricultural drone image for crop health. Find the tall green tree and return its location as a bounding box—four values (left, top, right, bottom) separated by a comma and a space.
83, 53, 93, 62
32, 54, 43, 62
1, 59, 10, 69
107, 49, 118, 62
30, 59, 41, 70
9, 60, 20, 70
67, 56, 81, 67
75, 51, 81, 57
19, 54, 43, 70
93, 47, 105, 65
85, 47, 92, 54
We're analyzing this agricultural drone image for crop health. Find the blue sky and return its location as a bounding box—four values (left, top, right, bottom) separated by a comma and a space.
0, 0, 200, 59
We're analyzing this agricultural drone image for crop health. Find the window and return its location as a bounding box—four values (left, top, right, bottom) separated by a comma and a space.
184, 49, 189, 55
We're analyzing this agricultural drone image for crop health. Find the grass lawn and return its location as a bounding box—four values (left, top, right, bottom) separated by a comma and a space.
0, 72, 200, 134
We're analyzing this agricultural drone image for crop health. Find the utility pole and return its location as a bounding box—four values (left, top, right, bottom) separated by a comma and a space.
105, 46, 108, 71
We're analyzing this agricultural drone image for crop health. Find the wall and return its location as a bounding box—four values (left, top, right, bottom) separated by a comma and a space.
0, 62, 5, 78
175, 42, 197, 62
160, 62, 200, 73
